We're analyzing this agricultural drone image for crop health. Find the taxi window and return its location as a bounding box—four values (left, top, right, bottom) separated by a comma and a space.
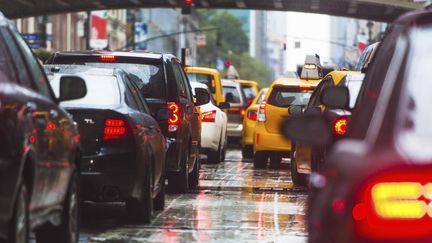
268, 87, 312, 107
242, 85, 257, 102
223, 86, 241, 103
187, 73, 215, 93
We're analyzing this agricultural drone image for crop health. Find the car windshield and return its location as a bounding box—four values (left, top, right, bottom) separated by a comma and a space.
50, 74, 120, 106
241, 85, 257, 101
223, 86, 241, 103
268, 87, 313, 107
187, 73, 215, 93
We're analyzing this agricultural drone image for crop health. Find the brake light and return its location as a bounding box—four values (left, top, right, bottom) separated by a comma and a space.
333, 117, 347, 136
353, 165, 432, 240
299, 85, 313, 91
201, 110, 216, 122
257, 100, 267, 122
100, 55, 116, 62
247, 110, 257, 121
104, 119, 126, 140
240, 108, 246, 117
168, 102, 180, 132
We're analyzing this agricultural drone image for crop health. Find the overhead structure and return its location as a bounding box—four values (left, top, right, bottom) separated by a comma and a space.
0, 0, 426, 22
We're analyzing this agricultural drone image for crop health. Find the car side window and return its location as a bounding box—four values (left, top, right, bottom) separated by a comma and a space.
308, 78, 332, 108
172, 61, 188, 98
125, 75, 150, 114
177, 64, 193, 100
0, 30, 18, 83
1, 28, 32, 87
11, 30, 53, 99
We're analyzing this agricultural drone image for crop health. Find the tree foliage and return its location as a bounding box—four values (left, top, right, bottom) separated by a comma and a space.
197, 10, 271, 85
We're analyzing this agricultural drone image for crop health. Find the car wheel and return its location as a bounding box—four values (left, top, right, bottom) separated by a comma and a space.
269, 154, 282, 168
208, 136, 223, 164
168, 147, 189, 193
253, 151, 268, 169
36, 171, 79, 243
290, 146, 300, 185
188, 152, 200, 189
242, 145, 254, 159
221, 134, 227, 162
126, 164, 154, 224
7, 182, 29, 243
153, 174, 165, 211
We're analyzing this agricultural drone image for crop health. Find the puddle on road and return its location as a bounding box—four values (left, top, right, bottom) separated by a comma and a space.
81, 149, 309, 243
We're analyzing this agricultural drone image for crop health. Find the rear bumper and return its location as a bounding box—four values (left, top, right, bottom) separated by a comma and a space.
227, 123, 243, 138
254, 127, 291, 152
201, 123, 221, 152
80, 150, 142, 202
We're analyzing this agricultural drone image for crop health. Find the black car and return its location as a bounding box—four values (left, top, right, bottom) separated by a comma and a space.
47, 51, 209, 193
0, 13, 87, 243
284, 9, 432, 242
45, 65, 168, 223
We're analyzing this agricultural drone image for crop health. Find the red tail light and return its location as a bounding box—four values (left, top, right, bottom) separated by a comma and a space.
104, 119, 126, 140
100, 55, 116, 62
257, 100, 267, 122
247, 110, 257, 121
333, 117, 347, 136
168, 102, 180, 132
201, 110, 216, 122
240, 108, 246, 117
353, 165, 432, 241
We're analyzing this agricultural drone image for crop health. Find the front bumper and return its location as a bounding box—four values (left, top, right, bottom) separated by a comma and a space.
227, 123, 243, 138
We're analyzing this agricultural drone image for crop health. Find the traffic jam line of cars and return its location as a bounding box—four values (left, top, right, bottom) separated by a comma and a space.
2, 6, 432, 243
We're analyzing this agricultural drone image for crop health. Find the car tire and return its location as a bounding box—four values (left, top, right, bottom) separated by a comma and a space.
153, 175, 165, 211
36, 171, 79, 243
269, 154, 282, 168
189, 152, 200, 189
126, 164, 153, 224
6, 182, 29, 243
242, 145, 254, 159
168, 147, 189, 193
290, 146, 300, 185
253, 151, 268, 169
221, 134, 227, 162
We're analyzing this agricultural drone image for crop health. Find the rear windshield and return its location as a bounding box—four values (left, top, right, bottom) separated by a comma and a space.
242, 85, 257, 101
223, 86, 241, 104
51, 56, 165, 99
268, 87, 312, 107
187, 73, 215, 93
50, 74, 120, 106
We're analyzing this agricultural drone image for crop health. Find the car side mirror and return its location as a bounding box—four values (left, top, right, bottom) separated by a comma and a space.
281, 114, 332, 147
218, 102, 230, 109
59, 76, 87, 102
288, 105, 302, 116
194, 87, 210, 106
156, 108, 173, 121
320, 86, 349, 109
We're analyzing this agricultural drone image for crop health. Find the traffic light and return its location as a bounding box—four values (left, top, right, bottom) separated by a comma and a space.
182, 0, 193, 15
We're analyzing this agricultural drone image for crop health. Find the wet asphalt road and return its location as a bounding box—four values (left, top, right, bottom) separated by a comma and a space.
78, 149, 308, 242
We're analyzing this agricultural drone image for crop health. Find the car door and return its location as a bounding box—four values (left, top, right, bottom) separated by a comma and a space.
172, 60, 199, 170
10, 29, 72, 206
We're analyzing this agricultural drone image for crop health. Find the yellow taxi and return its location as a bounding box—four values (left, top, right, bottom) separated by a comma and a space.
185, 67, 225, 105
253, 78, 320, 168
237, 80, 259, 105
291, 70, 361, 184
241, 88, 268, 159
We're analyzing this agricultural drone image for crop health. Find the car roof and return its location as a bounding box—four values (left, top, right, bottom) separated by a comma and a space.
185, 66, 220, 75
271, 77, 320, 88
326, 70, 358, 86
52, 51, 170, 61
44, 65, 118, 77
236, 80, 258, 86
190, 81, 208, 90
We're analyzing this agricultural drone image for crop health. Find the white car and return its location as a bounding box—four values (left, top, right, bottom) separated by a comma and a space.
191, 82, 229, 163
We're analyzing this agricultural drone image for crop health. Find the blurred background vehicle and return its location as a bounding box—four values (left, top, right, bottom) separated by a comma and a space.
47, 51, 208, 193
191, 82, 229, 164
45, 65, 168, 224
241, 88, 268, 159
222, 79, 247, 144
0, 13, 86, 243
237, 80, 259, 106
185, 67, 225, 106
283, 9, 432, 242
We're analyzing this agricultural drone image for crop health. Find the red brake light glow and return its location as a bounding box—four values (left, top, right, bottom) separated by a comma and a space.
168, 102, 180, 132
353, 165, 432, 241
247, 110, 257, 121
333, 117, 347, 136
299, 85, 313, 91
104, 119, 126, 140
100, 55, 116, 62
201, 110, 216, 122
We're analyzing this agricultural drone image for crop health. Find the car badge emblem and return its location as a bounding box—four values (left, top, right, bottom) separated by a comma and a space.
84, 118, 95, 124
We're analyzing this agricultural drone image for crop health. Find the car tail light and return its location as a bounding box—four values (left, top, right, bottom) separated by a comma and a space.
257, 100, 267, 122
168, 102, 180, 132
201, 110, 216, 122
247, 110, 257, 121
100, 55, 116, 62
104, 119, 126, 140
333, 117, 347, 136
240, 108, 246, 117
353, 165, 432, 240
299, 85, 313, 91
